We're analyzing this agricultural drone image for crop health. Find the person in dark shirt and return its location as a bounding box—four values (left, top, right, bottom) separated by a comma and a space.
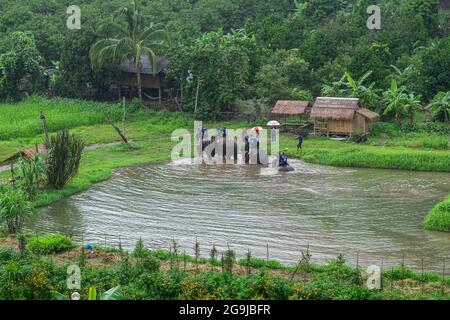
279, 153, 288, 167
297, 133, 303, 151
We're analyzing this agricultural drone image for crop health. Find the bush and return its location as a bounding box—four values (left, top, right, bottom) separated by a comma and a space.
0, 186, 33, 234
16, 154, 47, 200
132, 238, 150, 258
46, 129, 85, 189
290, 277, 381, 300
135, 256, 161, 274
27, 234, 76, 254
0, 256, 66, 300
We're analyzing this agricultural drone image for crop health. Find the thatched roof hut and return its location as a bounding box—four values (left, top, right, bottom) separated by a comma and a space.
310, 97, 379, 136
119, 56, 169, 75
112, 56, 169, 103
271, 100, 311, 131
271, 100, 310, 116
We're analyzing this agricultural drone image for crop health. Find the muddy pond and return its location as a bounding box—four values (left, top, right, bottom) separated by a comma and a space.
30, 159, 450, 273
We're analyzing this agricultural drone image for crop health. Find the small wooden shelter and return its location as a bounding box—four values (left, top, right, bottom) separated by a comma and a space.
310, 97, 379, 136
271, 100, 310, 131
1, 145, 47, 165
112, 56, 169, 104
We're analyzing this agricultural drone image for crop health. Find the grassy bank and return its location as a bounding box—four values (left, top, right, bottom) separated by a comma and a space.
279, 136, 450, 172
423, 195, 450, 232
0, 234, 448, 300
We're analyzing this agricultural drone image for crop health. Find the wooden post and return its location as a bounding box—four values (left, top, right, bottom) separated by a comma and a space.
122, 97, 126, 137
194, 80, 200, 114
401, 254, 405, 288
10, 163, 15, 186
40, 111, 49, 146
158, 88, 162, 105
180, 83, 183, 109
356, 251, 359, 269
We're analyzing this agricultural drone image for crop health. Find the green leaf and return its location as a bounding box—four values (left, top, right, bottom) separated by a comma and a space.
100, 286, 123, 300
53, 291, 70, 300
88, 287, 97, 300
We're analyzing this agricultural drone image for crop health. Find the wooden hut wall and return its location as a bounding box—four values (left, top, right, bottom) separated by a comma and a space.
352, 113, 367, 133
327, 119, 353, 135
114, 72, 162, 89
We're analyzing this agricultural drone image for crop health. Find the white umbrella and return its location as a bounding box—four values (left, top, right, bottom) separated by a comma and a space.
267, 120, 281, 127
252, 126, 264, 132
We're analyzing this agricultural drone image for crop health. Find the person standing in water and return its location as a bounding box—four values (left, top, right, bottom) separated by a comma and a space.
271, 127, 277, 142
297, 132, 303, 151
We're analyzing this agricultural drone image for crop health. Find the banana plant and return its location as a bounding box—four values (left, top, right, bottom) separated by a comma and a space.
293, 0, 308, 13
426, 91, 450, 123
53, 286, 123, 300
382, 79, 421, 123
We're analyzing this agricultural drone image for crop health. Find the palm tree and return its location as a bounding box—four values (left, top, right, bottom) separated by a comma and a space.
426, 91, 450, 122
90, 0, 171, 102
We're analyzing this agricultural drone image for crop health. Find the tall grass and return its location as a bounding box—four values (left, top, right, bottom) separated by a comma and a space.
369, 122, 450, 150
301, 146, 450, 172
0, 96, 122, 140
423, 195, 450, 232
0, 96, 195, 141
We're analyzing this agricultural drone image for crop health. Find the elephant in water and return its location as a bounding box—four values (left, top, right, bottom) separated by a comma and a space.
245, 138, 269, 165
202, 137, 238, 163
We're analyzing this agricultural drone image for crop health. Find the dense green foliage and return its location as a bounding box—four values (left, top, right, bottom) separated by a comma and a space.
423, 195, 450, 232
0, 0, 448, 119
27, 234, 76, 254
0, 239, 448, 300
0, 32, 43, 101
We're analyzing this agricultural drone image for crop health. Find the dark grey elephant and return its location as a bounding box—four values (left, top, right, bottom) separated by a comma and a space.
202, 137, 238, 162
245, 138, 269, 165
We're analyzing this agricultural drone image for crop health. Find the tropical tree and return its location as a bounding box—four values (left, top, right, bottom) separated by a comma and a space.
0, 31, 43, 100
389, 65, 413, 86
404, 92, 423, 124
0, 186, 33, 234
383, 79, 422, 123
426, 91, 450, 122
167, 29, 254, 119
89, 0, 171, 102
321, 71, 380, 110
